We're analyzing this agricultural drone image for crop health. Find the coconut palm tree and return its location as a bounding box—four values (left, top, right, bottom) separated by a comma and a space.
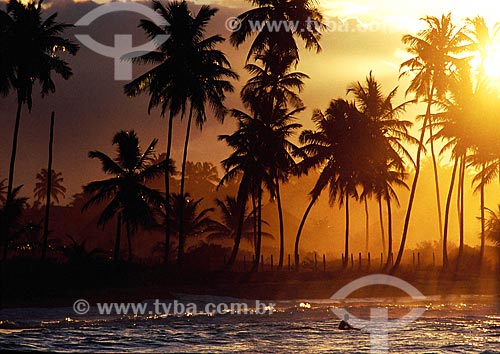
0, 0, 77, 205
125, 1, 237, 266
219, 112, 270, 271
165, 193, 215, 242
0, 0, 78, 257
485, 205, 500, 247
230, 0, 324, 62
82, 130, 171, 262
347, 71, 415, 257
207, 196, 272, 245
394, 13, 471, 272
124, 0, 192, 264
33, 169, 66, 204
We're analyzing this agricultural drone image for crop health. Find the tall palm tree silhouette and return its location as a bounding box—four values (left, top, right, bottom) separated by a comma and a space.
395, 13, 470, 272
34, 169, 66, 204
125, 1, 237, 266
230, 0, 324, 62
219, 112, 270, 270
347, 71, 414, 260
82, 131, 170, 263
0, 0, 78, 257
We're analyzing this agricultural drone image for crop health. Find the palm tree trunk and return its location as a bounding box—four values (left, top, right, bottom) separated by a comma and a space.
364, 197, 369, 254
2, 101, 23, 259
428, 121, 444, 241
225, 179, 248, 269
378, 198, 386, 258
385, 195, 393, 269
114, 212, 122, 263
391, 106, 430, 273
252, 186, 257, 254
164, 110, 175, 265
6, 101, 22, 209
343, 195, 350, 268
456, 154, 465, 270
41, 112, 55, 261
442, 156, 458, 271
294, 197, 316, 270
177, 105, 194, 267
480, 164, 486, 266
251, 184, 263, 273
276, 177, 285, 268
126, 221, 132, 262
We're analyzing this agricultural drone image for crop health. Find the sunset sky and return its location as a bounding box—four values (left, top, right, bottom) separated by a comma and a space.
2, 0, 500, 202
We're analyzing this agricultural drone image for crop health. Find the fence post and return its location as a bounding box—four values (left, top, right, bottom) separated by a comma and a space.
358, 252, 362, 268
380, 253, 383, 266
351, 253, 354, 268
314, 253, 318, 272
323, 254, 326, 272
418, 252, 421, 268
368, 252, 371, 268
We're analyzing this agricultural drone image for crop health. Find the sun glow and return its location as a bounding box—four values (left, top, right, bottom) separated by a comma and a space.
481, 42, 500, 79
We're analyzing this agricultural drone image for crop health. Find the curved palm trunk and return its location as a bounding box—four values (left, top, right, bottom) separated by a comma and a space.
276, 177, 285, 268
391, 114, 429, 273
2, 101, 23, 260
479, 164, 485, 266
428, 121, 444, 241
294, 197, 316, 270
126, 221, 132, 262
343, 196, 350, 268
225, 179, 248, 269
378, 198, 386, 258
178, 105, 194, 267
114, 212, 122, 263
456, 155, 465, 270
385, 196, 393, 269
251, 185, 263, 273
364, 197, 369, 254
442, 156, 458, 271
252, 187, 257, 253
164, 110, 175, 265
41, 112, 55, 261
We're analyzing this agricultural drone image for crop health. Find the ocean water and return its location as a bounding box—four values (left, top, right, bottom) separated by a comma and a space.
1, 294, 500, 353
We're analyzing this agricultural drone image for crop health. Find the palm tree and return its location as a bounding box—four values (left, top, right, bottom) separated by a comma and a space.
207, 196, 272, 245
0, 0, 78, 257
173, 5, 237, 267
433, 65, 499, 269
485, 205, 500, 247
347, 71, 415, 257
33, 169, 66, 204
166, 193, 214, 244
125, 1, 237, 266
0, 0, 76, 203
82, 130, 170, 262
124, 0, 192, 265
230, 0, 324, 62
219, 111, 271, 270
394, 13, 471, 272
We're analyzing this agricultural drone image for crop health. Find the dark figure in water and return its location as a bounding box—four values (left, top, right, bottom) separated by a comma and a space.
338, 314, 356, 330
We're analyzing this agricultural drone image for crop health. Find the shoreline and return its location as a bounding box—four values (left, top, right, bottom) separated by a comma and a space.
2, 265, 499, 309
